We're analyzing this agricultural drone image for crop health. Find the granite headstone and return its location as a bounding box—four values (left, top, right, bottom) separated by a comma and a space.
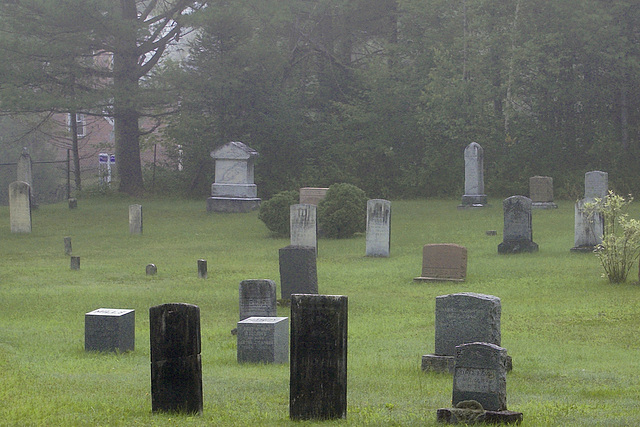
498, 196, 538, 253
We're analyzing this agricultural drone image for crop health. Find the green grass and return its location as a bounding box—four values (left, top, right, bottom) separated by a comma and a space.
1, 197, 640, 426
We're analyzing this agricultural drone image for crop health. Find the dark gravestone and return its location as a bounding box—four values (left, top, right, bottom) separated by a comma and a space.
414, 244, 467, 282
64, 237, 72, 256
70, 256, 80, 270
68, 198, 77, 209
278, 246, 318, 300
239, 279, 277, 321
146, 263, 157, 275
237, 316, 289, 364
85, 308, 135, 352
149, 303, 202, 414
290, 294, 348, 420
498, 196, 538, 254
197, 259, 207, 279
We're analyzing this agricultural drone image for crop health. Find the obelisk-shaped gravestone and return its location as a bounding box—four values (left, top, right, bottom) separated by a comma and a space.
459, 142, 487, 207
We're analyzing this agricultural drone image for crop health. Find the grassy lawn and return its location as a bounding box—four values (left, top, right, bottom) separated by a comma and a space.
1, 196, 639, 426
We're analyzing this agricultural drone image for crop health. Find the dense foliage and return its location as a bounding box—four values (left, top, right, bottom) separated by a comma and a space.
258, 190, 300, 236
318, 183, 368, 238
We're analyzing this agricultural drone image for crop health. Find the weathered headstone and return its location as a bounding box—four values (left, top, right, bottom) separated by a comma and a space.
239, 279, 277, 321
146, 263, 157, 275
299, 187, 328, 205
498, 196, 538, 254
459, 142, 487, 208
414, 244, 467, 282
64, 237, 72, 255
529, 176, 557, 209
85, 308, 135, 352
237, 316, 288, 364
584, 170, 608, 201
290, 294, 348, 420
68, 198, 77, 209
129, 204, 143, 234
197, 259, 207, 279
70, 256, 81, 270
9, 181, 32, 233
366, 199, 391, 257
207, 141, 261, 212
571, 199, 604, 252
290, 204, 317, 253
422, 293, 504, 373
279, 246, 318, 300
150, 303, 203, 414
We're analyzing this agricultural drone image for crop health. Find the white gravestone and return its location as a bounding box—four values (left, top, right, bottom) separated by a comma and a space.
459, 142, 487, 207
9, 181, 32, 233
129, 204, 143, 234
366, 199, 391, 257
584, 171, 608, 201
290, 204, 317, 254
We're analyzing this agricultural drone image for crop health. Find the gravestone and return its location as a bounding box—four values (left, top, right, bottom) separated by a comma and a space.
237, 316, 288, 364
9, 181, 32, 233
207, 141, 261, 212
571, 199, 603, 252
279, 246, 318, 300
290, 294, 348, 420
129, 204, 143, 234
150, 303, 203, 414
197, 259, 207, 279
64, 237, 72, 255
17, 148, 33, 186
70, 256, 81, 270
529, 176, 557, 209
366, 199, 391, 257
146, 263, 157, 275
239, 279, 277, 321
437, 342, 522, 424
299, 187, 328, 205
85, 308, 135, 352
290, 204, 317, 253
498, 196, 538, 254
459, 142, 487, 208
584, 171, 608, 201
414, 244, 467, 282
68, 198, 77, 209
422, 293, 507, 373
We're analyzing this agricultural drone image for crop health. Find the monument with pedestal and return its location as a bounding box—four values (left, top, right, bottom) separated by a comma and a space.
207, 141, 261, 213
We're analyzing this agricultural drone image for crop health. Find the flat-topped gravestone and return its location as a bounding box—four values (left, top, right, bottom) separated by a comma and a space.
129, 204, 143, 234
571, 199, 604, 252
584, 171, 608, 200
237, 316, 288, 364
64, 237, 72, 255
498, 196, 538, 254
529, 176, 557, 209
197, 259, 207, 279
150, 303, 203, 415
279, 246, 318, 300
9, 181, 32, 233
239, 279, 277, 321
70, 256, 81, 270
299, 187, 328, 205
459, 142, 487, 208
366, 199, 391, 257
414, 244, 467, 282
207, 141, 261, 212
290, 294, 348, 420
290, 204, 317, 253
85, 308, 135, 352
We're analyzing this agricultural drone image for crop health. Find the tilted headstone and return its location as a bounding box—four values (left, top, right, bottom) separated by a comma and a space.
9, 181, 32, 233
70, 256, 81, 270
290, 294, 348, 420
529, 176, 557, 209
237, 316, 288, 364
239, 279, 277, 321
414, 244, 467, 282
146, 263, 157, 275
459, 142, 487, 207
64, 237, 72, 255
85, 308, 135, 352
584, 171, 608, 201
149, 303, 203, 414
498, 196, 538, 253
366, 199, 391, 257
279, 245, 318, 300
129, 204, 143, 234
290, 204, 317, 253
571, 199, 604, 252
299, 187, 328, 205
207, 141, 261, 212
197, 259, 207, 279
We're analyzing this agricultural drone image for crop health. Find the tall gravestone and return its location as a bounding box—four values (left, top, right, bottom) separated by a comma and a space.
279, 246, 318, 300
459, 142, 487, 208
17, 148, 35, 206
529, 176, 557, 209
414, 244, 467, 282
129, 204, 143, 234
207, 141, 261, 212
422, 293, 505, 373
149, 303, 203, 414
9, 181, 32, 233
365, 199, 391, 257
290, 294, 348, 420
290, 204, 317, 253
572, 171, 607, 252
498, 196, 538, 253
299, 187, 328, 205
239, 279, 277, 321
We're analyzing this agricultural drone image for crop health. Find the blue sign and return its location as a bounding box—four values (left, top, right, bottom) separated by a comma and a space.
109, 155, 116, 164
99, 153, 108, 164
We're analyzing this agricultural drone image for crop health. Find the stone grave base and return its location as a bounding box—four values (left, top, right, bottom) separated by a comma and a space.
498, 240, 539, 254
414, 276, 465, 283
531, 202, 557, 209
458, 195, 488, 209
437, 408, 523, 424
422, 354, 513, 373
570, 245, 596, 253
207, 197, 261, 213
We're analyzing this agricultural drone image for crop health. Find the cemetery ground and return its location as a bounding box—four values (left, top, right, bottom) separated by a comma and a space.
1, 197, 640, 426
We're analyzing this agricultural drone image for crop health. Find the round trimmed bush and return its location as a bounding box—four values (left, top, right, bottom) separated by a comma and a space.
258, 190, 299, 236
318, 183, 368, 238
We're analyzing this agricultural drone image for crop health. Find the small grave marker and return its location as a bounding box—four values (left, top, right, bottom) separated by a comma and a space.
70, 256, 81, 270
414, 244, 467, 282
197, 259, 207, 279
237, 316, 288, 364
85, 308, 135, 352
146, 263, 157, 275
64, 237, 72, 255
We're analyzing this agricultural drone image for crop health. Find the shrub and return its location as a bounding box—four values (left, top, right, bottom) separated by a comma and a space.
585, 191, 640, 283
258, 190, 299, 236
318, 183, 368, 238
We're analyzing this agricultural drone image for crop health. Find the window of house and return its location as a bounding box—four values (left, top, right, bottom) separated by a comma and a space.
68, 113, 86, 137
